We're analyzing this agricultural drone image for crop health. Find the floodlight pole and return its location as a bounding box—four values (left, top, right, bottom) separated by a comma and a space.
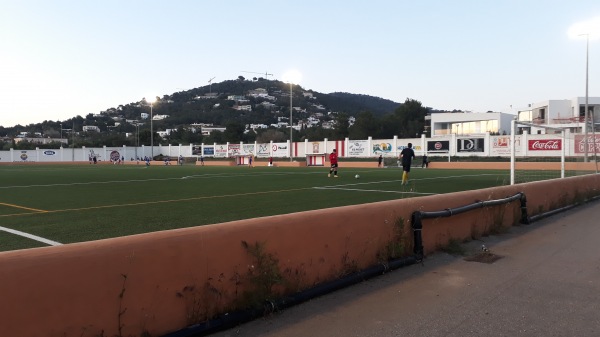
136, 124, 140, 160
584, 33, 590, 162
150, 102, 154, 159
72, 121, 75, 162
289, 82, 293, 161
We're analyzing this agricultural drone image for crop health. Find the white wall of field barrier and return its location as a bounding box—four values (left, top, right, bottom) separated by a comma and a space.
0, 131, 593, 163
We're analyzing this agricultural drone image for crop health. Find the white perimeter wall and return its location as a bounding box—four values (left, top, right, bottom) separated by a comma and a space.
0, 133, 592, 163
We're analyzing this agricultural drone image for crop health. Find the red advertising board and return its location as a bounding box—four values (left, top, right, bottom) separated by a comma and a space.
574, 135, 600, 153
528, 139, 562, 151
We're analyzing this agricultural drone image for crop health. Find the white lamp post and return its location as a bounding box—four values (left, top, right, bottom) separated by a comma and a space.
136, 123, 140, 160
146, 96, 156, 159
584, 33, 590, 162
282, 70, 302, 161
569, 17, 600, 162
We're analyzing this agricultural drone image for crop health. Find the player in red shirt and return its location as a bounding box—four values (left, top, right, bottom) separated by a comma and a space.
328, 149, 338, 177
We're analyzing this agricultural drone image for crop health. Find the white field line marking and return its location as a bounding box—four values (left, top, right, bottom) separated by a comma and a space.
313, 187, 435, 195
0, 172, 501, 217
0, 225, 62, 246
0, 171, 326, 189
0, 187, 314, 217
315, 173, 502, 193
319, 173, 501, 189
0, 202, 47, 213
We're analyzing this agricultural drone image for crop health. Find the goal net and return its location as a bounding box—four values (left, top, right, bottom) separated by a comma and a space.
510, 121, 566, 184
426, 150, 450, 163
511, 120, 600, 185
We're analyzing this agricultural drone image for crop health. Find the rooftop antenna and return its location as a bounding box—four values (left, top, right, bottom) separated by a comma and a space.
208, 77, 216, 94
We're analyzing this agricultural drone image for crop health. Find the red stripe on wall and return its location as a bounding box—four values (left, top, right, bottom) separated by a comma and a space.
335, 140, 345, 157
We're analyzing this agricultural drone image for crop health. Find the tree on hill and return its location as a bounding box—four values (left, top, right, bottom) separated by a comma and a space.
394, 98, 429, 138
0, 78, 449, 147
348, 111, 380, 140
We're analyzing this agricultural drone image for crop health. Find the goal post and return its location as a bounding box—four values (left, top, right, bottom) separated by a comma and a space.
510, 120, 565, 185
306, 153, 326, 166
426, 150, 451, 163
235, 155, 249, 165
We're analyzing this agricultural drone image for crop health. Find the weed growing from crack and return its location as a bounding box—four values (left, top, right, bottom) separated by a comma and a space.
240, 240, 285, 309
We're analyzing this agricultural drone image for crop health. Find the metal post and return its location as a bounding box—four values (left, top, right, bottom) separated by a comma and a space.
72, 121, 75, 161
150, 103, 154, 159
584, 34, 589, 162
136, 124, 139, 160
289, 82, 293, 161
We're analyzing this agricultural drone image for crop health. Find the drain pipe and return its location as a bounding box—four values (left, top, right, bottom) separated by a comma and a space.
411, 192, 529, 262
529, 194, 600, 223
164, 255, 418, 337
165, 191, 599, 337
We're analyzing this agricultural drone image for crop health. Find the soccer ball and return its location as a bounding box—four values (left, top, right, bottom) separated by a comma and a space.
355, 174, 360, 179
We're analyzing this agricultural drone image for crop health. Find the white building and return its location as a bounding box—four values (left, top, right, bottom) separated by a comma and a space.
428, 96, 600, 137
234, 105, 252, 111
83, 125, 100, 132
248, 88, 268, 97
157, 131, 170, 138
430, 112, 514, 136
195, 93, 219, 100
517, 97, 600, 134
249, 123, 269, 130
259, 101, 277, 109
201, 126, 226, 135
227, 95, 249, 103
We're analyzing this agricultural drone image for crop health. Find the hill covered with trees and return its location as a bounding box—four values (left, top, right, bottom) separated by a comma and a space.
0, 77, 436, 151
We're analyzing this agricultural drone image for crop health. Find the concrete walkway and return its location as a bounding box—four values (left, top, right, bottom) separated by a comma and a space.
212, 200, 600, 337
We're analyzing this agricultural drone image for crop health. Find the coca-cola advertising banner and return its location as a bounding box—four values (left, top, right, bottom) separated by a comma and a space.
528, 139, 562, 151
574, 135, 600, 153
427, 140, 450, 152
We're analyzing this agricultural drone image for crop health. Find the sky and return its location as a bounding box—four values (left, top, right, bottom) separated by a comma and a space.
1, 0, 600, 128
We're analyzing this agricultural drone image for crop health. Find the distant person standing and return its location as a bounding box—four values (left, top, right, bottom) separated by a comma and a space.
328, 149, 339, 178
179, 155, 184, 165
400, 143, 416, 185
378, 154, 383, 168
248, 153, 254, 168
269, 156, 273, 167
422, 154, 429, 168
199, 155, 204, 166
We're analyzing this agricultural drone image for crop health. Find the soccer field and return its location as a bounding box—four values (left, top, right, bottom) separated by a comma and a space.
0, 164, 511, 252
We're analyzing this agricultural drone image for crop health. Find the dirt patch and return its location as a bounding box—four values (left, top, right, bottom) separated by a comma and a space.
464, 252, 503, 264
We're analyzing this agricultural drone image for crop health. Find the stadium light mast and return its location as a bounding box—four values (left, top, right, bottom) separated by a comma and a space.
136, 123, 140, 160
282, 70, 302, 161
72, 120, 75, 161
569, 17, 600, 162
146, 96, 156, 159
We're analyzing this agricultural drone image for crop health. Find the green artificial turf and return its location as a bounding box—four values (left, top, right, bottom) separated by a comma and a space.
0, 164, 510, 252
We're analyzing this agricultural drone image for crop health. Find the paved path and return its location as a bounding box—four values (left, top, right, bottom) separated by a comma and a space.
212, 200, 600, 337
